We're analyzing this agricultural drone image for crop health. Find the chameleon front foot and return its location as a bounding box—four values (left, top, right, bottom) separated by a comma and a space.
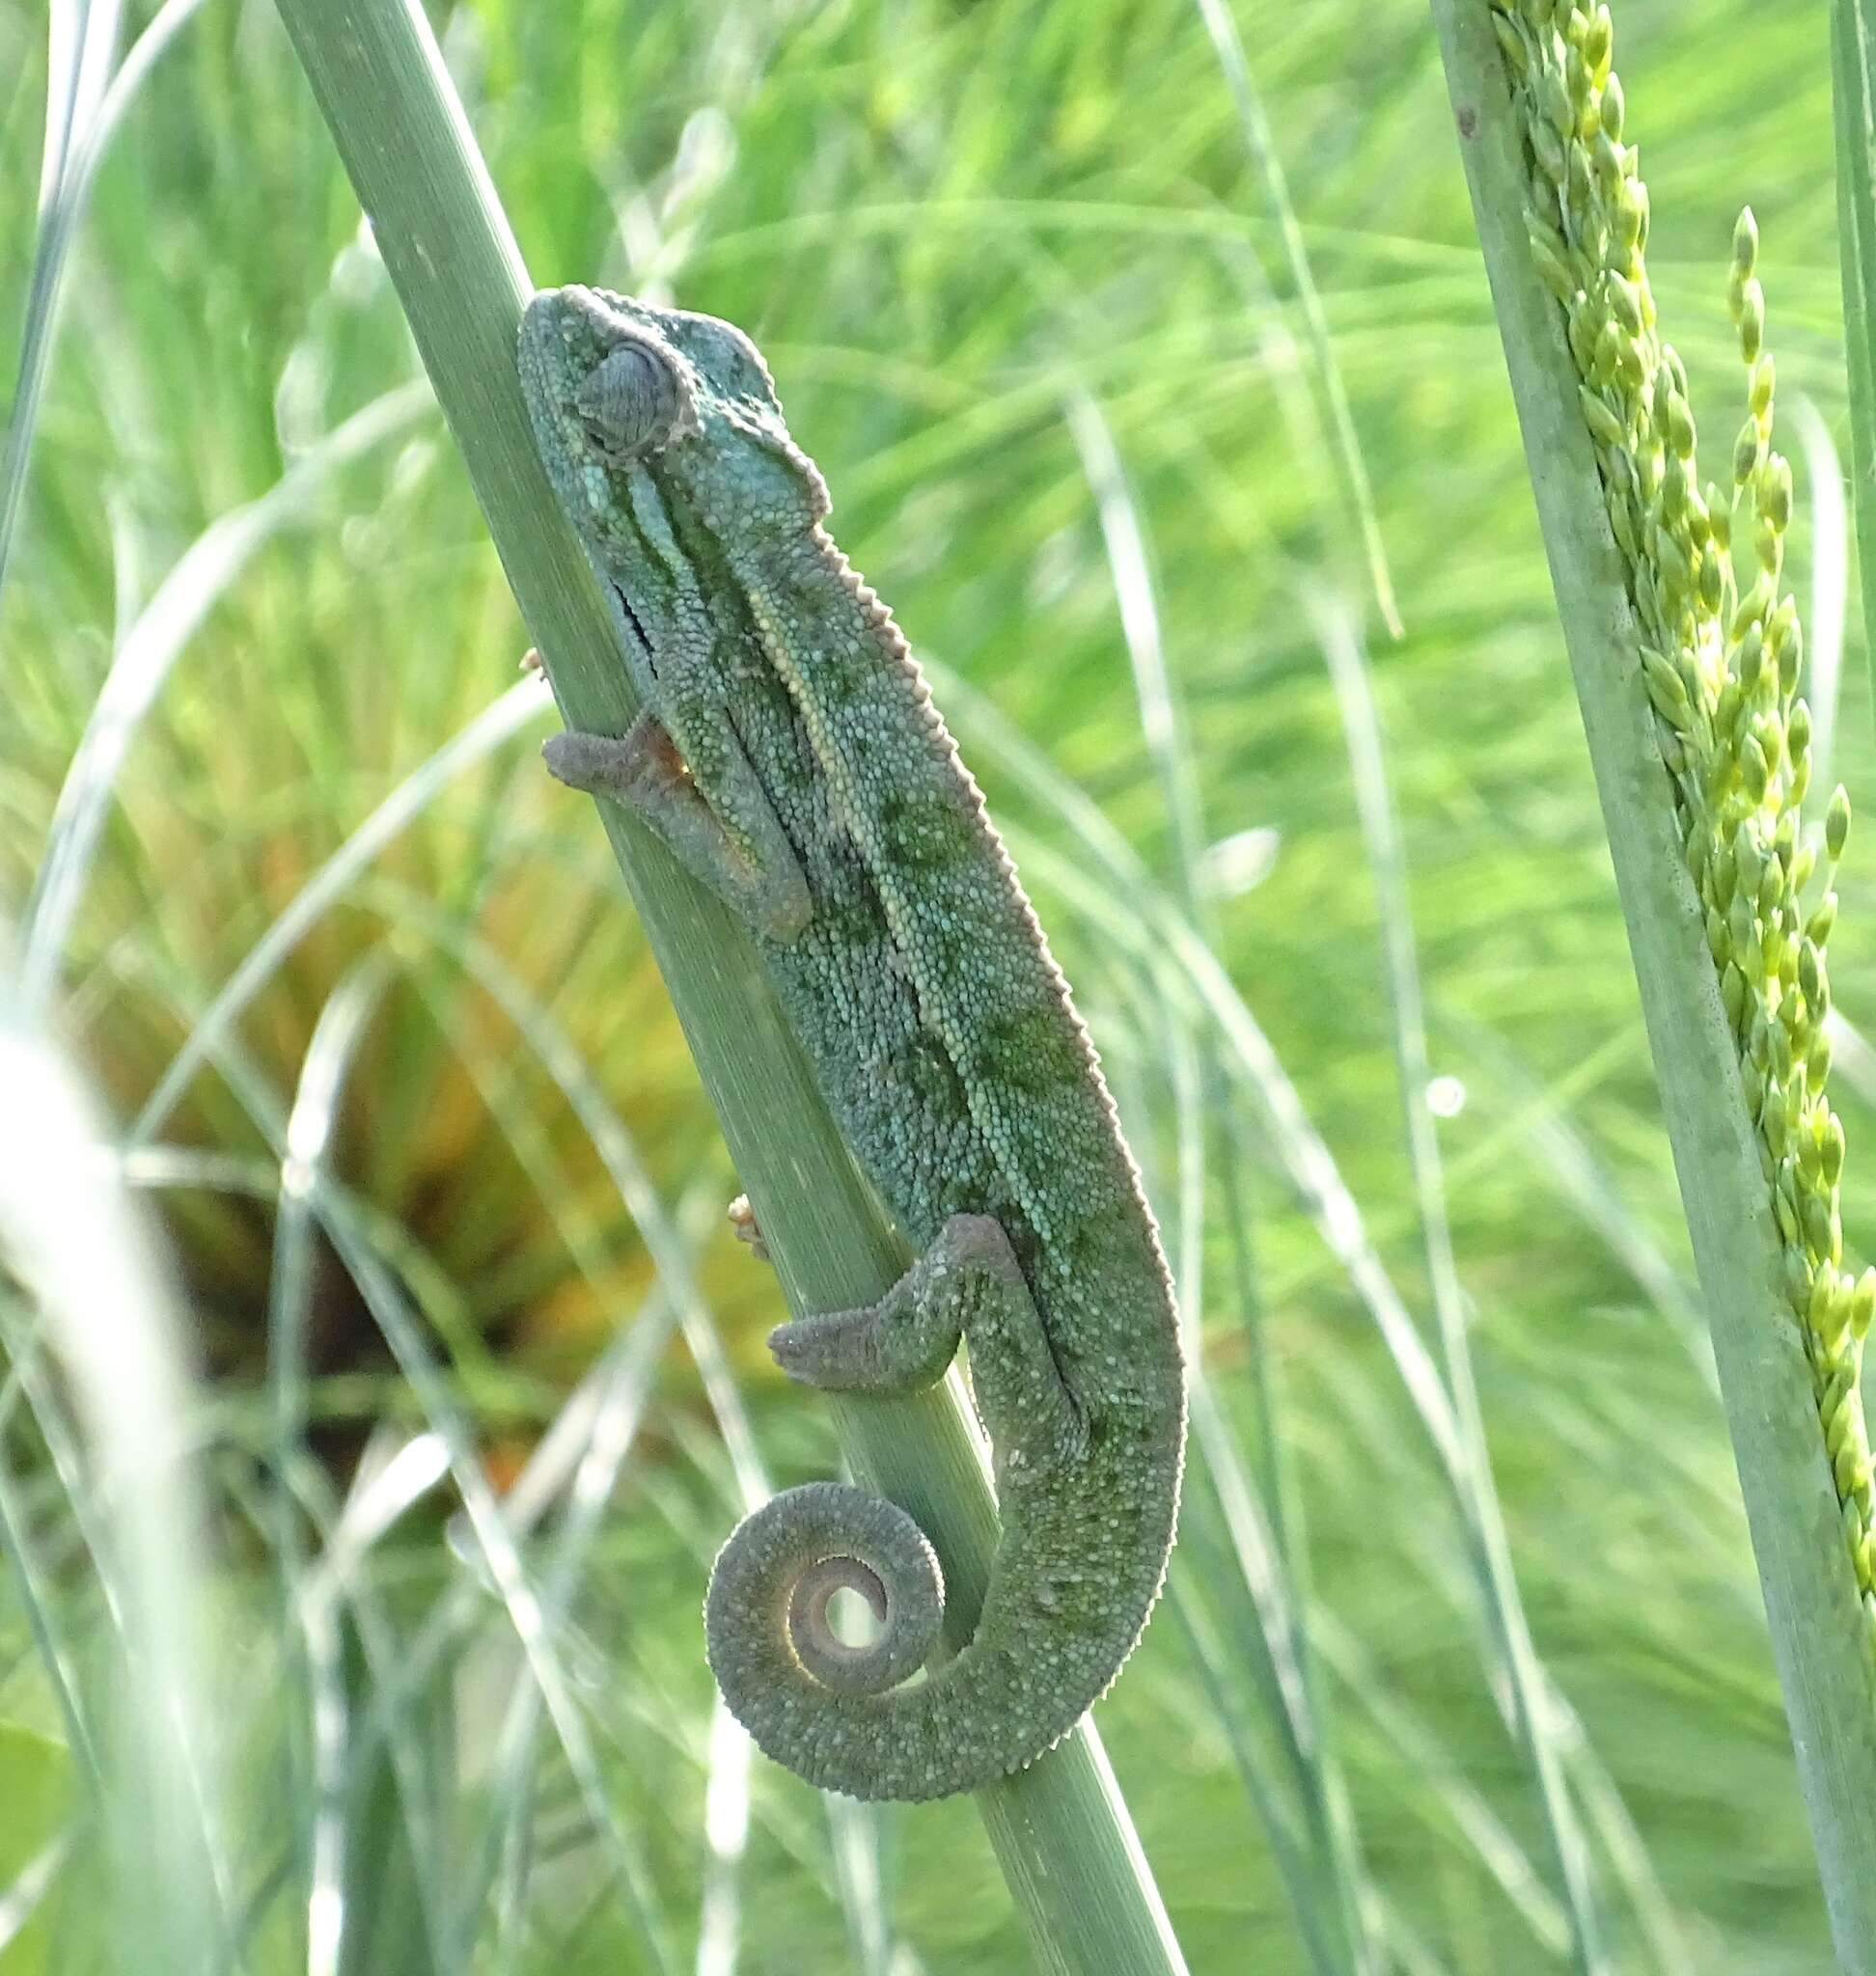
543, 716, 813, 941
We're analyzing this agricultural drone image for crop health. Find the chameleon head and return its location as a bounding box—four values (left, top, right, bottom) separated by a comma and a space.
518, 285, 832, 529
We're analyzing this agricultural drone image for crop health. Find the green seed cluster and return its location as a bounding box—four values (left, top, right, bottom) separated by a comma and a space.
1492, 0, 1876, 1646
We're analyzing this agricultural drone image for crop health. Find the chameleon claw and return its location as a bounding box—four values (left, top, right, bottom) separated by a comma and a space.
728, 1192, 771, 1264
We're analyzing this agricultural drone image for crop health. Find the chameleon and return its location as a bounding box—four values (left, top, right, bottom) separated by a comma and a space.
517, 284, 1186, 1801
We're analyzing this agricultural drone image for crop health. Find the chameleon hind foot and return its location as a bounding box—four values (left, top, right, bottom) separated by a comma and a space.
769, 1214, 1087, 1469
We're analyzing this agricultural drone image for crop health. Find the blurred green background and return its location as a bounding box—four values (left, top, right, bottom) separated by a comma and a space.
0, 0, 1862, 1969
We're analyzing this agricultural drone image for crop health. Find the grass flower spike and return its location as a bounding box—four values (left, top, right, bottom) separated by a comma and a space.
1492, 0, 1876, 1652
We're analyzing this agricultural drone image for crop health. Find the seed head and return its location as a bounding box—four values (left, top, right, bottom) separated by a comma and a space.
1733, 418, 1762, 488
1828, 784, 1852, 863
1760, 453, 1793, 534
1750, 354, 1775, 422
1583, 4, 1613, 72
1856, 1272, 1876, 1341
1732, 206, 1759, 281
1507, 8, 1872, 1655
1600, 71, 1626, 141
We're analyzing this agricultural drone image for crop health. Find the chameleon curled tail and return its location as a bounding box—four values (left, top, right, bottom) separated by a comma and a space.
701, 1213, 1183, 1803
705, 1466, 1168, 1803
704, 1484, 951, 1781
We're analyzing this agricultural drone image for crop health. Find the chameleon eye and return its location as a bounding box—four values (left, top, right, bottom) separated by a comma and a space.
573, 342, 685, 460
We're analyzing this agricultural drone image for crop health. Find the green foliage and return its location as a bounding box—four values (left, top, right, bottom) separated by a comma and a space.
1433, 2, 1876, 1960
0, 1721, 67, 1974
1834, 0, 1876, 763
0, 0, 1862, 1970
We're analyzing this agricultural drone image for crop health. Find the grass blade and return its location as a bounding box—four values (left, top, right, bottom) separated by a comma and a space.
1428, 5, 1876, 1960
128, 678, 541, 1142
1067, 398, 1376, 1972
1317, 599, 1603, 1972
1192, 0, 1403, 638
0, 0, 207, 598
0, 943, 229, 1973
262, 4, 1188, 1968
1833, 0, 1876, 752
1790, 398, 1848, 803
21, 383, 432, 1017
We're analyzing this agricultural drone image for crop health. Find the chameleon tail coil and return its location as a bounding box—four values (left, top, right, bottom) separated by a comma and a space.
704, 1480, 955, 1794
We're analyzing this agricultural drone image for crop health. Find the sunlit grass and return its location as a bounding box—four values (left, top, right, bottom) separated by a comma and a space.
0, 0, 1862, 1968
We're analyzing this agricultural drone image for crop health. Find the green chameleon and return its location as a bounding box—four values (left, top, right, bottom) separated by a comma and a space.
517, 286, 1187, 1801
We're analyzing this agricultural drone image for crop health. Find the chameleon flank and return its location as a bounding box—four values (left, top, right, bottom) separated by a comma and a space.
518, 285, 1187, 1799
1497, 0, 1876, 1650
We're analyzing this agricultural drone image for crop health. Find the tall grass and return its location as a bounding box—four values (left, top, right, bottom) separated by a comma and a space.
1427, 3, 1876, 1962
0, 0, 1863, 1968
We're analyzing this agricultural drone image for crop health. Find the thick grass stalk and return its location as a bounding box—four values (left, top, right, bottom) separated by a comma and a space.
1487, 0, 1876, 1659
265, 3, 1187, 1970
1427, 3, 1876, 1964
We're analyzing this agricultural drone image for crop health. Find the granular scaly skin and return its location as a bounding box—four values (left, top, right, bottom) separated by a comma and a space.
518, 286, 1187, 1800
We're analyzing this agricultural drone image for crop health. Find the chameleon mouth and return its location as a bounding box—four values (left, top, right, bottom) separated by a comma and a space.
606, 579, 652, 662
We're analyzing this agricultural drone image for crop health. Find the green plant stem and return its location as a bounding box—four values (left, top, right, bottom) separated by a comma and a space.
1320, 609, 1601, 1975
1832, 0, 1876, 751
339, 1600, 448, 1976
1426, 7, 1876, 1967
266, 4, 1187, 1970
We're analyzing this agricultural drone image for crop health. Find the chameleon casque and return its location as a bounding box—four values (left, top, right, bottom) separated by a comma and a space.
517, 286, 1186, 1801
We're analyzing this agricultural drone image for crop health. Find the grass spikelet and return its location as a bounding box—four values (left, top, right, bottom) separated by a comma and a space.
1492, 0, 1876, 1657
